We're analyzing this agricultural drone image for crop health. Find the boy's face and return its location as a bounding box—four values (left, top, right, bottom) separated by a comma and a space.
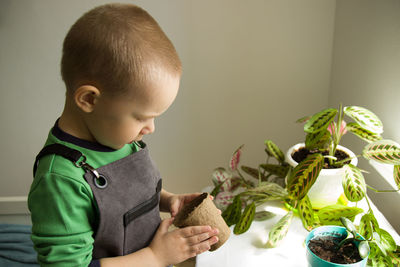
85, 74, 180, 149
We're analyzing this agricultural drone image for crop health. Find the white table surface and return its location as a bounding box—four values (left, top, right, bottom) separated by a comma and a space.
196, 197, 400, 267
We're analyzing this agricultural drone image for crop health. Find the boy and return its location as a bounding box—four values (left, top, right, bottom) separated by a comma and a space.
28, 3, 219, 267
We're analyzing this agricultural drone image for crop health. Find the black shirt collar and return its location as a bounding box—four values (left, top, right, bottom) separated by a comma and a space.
52, 120, 116, 152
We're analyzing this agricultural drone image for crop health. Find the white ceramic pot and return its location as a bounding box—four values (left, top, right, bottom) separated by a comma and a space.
286, 143, 358, 209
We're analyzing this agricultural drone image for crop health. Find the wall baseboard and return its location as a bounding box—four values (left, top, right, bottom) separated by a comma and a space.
0, 196, 29, 215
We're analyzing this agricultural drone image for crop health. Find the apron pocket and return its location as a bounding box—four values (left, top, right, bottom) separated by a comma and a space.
123, 179, 162, 226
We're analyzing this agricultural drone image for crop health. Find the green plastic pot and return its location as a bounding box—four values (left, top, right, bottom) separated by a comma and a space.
306, 226, 369, 267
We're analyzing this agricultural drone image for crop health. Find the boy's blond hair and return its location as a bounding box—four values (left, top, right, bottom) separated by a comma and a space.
61, 3, 182, 96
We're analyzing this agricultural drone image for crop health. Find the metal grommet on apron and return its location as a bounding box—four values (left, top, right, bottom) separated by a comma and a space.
33, 142, 162, 259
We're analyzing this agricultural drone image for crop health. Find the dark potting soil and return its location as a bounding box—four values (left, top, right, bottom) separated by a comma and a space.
292, 148, 351, 169
308, 236, 363, 264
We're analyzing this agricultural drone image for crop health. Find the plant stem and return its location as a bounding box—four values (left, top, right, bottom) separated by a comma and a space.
366, 184, 400, 193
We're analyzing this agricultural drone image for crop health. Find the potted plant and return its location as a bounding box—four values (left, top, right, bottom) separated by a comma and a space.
210, 105, 400, 266
306, 217, 370, 266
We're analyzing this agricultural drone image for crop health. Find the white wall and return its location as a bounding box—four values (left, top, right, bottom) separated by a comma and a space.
0, 0, 335, 201
329, 0, 400, 232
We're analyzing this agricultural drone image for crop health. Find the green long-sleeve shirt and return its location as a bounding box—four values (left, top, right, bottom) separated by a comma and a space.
28, 124, 139, 266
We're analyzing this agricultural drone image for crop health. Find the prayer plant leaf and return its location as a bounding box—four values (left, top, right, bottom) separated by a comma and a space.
230, 145, 244, 171
304, 108, 337, 134
287, 153, 324, 200
254, 211, 276, 221
344, 106, 383, 134
267, 211, 294, 247
363, 139, 400, 165
317, 204, 363, 225
305, 130, 331, 150
298, 196, 314, 231
343, 164, 367, 202
394, 165, 400, 190
222, 195, 242, 227
264, 140, 285, 163
377, 228, 397, 252
346, 122, 382, 143
259, 164, 290, 178
233, 202, 255, 235
359, 214, 374, 240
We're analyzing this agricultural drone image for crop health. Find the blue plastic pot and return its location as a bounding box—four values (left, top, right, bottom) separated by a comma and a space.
306, 226, 369, 267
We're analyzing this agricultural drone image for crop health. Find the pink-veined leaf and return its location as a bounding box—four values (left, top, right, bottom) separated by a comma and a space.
230, 145, 244, 171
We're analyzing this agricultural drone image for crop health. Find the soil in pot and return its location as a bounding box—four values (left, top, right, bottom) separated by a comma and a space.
292, 148, 351, 169
308, 235, 363, 264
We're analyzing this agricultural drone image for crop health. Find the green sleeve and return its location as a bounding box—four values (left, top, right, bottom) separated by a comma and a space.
28, 172, 97, 267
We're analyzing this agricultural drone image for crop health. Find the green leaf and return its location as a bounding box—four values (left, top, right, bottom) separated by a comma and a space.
298, 196, 314, 231
342, 164, 366, 202
377, 228, 397, 252
233, 203, 255, 234
305, 130, 331, 150
254, 211, 276, 221
344, 106, 383, 134
370, 253, 394, 267
359, 214, 374, 240
267, 211, 294, 247
304, 108, 337, 134
363, 139, 400, 165
260, 164, 290, 178
264, 140, 285, 163
358, 240, 370, 259
373, 232, 387, 256
346, 122, 382, 143
242, 182, 288, 201
287, 153, 324, 200
222, 195, 242, 226
241, 165, 263, 180
394, 165, 400, 190
317, 204, 363, 225
340, 216, 357, 233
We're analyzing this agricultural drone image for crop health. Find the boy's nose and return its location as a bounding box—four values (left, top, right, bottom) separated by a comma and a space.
141, 119, 155, 135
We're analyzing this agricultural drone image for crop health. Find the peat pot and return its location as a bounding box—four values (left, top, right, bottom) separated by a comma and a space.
173, 193, 230, 251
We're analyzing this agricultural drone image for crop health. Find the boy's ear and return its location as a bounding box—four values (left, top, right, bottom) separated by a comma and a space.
74, 85, 101, 113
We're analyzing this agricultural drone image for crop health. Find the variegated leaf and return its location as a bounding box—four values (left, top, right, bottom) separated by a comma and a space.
363, 139, 400, 165
359, 214, 374, 240
378, 228, 397, 252
213, 191, 235, 211
267, 211, 294, 247
346, 122, 382, 143
287, 153, 324, 200
305, 130, 331, 150
370, 253, 394, 267
304, 108, 337, 134
394, 165, 400, 190
264, 140, 285, 163
212, 167, 231, 183
298, 196, 314, 231
260, 164, 289, 178
230, 145, 244, 171
233, 203, 255, 234
344, 106, 383, 134
343, 164, 366, 202
317, 204, 363, 225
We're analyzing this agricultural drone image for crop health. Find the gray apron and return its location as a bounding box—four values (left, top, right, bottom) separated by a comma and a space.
34, 142, 162, 259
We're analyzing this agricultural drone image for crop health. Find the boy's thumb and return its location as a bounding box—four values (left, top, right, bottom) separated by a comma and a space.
159, 217, 174, 232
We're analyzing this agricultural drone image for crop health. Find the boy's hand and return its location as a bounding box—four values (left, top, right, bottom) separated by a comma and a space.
168, 193, 202, 217
149, 218, 219, 266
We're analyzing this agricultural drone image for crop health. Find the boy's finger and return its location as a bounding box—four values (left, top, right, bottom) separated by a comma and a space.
180, 225, 218, 238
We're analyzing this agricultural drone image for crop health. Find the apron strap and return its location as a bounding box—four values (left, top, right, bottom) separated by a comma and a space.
33, 143, 84, 177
